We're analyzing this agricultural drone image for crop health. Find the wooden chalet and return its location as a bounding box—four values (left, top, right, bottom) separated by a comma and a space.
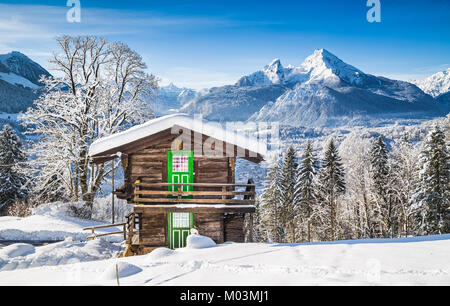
88, 114, 266, 255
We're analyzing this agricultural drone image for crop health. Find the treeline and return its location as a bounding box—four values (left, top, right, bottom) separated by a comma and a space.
254, 125, 450, 242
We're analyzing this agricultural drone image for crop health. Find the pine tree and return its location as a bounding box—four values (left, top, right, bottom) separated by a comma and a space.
279, 145, 298, 243
317, 139, 346, 241
369, 136, 396, 238
413, 125, 450, 235
260, 159, 283, 242
295, 140, 319, 242
0, 125, 29, 215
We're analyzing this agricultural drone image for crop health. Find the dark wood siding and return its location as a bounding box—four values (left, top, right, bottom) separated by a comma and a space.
138, 210, 168, 246
194, 213, 224, 244
224, 213, 245, 243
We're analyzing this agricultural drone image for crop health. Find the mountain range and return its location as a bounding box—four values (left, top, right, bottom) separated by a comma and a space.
176, 49, 448, 126
0, 49, 448, 129
0, 51, 51, 113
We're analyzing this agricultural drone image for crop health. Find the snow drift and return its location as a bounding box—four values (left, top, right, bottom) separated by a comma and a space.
186, 234, 216, 249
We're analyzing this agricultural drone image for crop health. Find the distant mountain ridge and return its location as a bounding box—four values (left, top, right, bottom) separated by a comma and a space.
0, 51, 51, 113
152, 83, 198, 116
412, 68, 450, 98
181, 49, 446, 127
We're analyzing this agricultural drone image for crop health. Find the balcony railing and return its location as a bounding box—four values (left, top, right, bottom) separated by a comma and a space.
133, 181, 256, 205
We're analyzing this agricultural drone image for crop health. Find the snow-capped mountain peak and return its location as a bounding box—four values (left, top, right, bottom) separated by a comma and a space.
262, 58, 285, 84
300, 49, 366, 86
412, 68, 450, 98
235, 49, 370, 87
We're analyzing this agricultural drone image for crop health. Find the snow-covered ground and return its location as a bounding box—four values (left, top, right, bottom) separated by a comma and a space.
0, 234, 449, 286
0, 202, 124, 242
0, 202, 448, 285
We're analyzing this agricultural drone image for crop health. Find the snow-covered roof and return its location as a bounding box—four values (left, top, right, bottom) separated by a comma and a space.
89, 114, 267, 158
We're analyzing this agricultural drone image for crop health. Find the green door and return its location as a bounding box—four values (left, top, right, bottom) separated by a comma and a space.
168, 212, 194, 249
167, 150, 194, 198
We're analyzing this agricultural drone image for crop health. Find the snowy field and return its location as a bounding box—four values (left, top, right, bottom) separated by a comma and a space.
0, 234, 449, 285
0, 203, 449, 285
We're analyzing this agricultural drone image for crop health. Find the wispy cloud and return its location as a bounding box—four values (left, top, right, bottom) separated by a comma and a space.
160, 66, 239, 89
0, 3, 261, 88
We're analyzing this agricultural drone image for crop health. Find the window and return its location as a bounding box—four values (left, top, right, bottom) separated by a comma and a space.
172, 213, 191, 228
172, 155, 189, 173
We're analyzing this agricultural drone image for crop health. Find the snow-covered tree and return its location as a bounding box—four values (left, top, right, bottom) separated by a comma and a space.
317, 139, 346, 241
369, 136, 396, 238
412, 125, 450, 235
339, 133, 373, 239
390, 135, 420, 237
295, 140, 319, 242
279, 145, 298, 242
259, 159, 283, 242
20, 36, 158, 214
0, 125, 29, 215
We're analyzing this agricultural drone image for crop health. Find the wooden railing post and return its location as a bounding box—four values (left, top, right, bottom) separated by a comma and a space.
134, 180, 141, 204
222, 186, 227, 202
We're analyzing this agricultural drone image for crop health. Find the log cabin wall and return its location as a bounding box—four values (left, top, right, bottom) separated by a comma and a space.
136, 212, 244, 247
138, 210, 167, 246
194, 213, 224, 244
224, 213, 245, 243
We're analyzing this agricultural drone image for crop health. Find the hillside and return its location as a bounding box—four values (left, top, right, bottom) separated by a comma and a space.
0, 52, 50, 114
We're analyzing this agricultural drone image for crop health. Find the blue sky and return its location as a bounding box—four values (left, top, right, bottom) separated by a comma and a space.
0, 0, 448, 89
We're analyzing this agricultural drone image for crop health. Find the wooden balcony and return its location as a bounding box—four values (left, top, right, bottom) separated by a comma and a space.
133, 181, 256, 205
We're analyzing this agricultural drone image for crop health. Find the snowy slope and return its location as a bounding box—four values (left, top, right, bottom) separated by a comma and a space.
0, 72, 39, 89
0, 51, 51, 114
0, 51, 50, 86
412, 68, 450, 98
0, 235, 449, 285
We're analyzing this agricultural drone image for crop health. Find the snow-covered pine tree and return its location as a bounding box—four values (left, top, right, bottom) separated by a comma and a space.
412, 125, 450, 235
295, 140, 319, 242
259, 159, 283, 242
369, 136, 396, 238
279, 145, 298, 243
0, 125, 29, 215
317, 139, 346, 241
252, 197, 267, 242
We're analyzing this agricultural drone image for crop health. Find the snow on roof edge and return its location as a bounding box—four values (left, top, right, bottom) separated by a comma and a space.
89, 114, 267, 157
